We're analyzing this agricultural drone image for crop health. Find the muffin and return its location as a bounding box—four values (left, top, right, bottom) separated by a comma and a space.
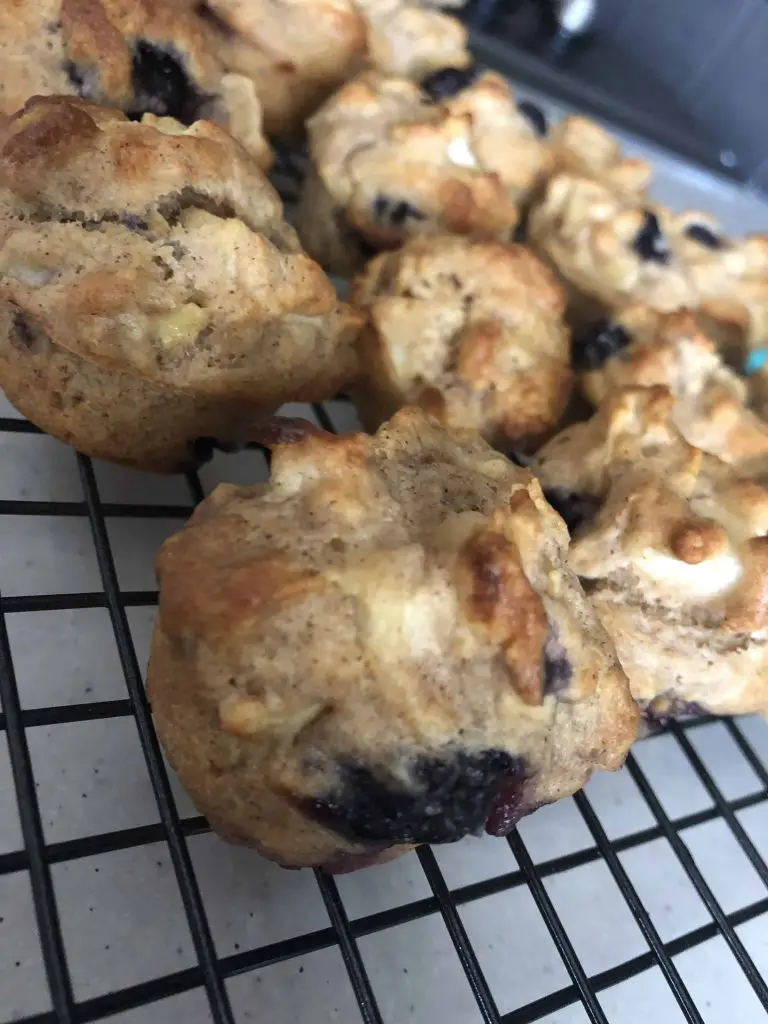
350, 235, 572, 450
0, 96, 361, 471
574, 305, 768, 475
0, 0, 271, 167
533, 386, 768, 720
296, 70, 648, 276
355, 0, 470, 81
192, 0, 367, 137
528, 173, 768, 348
295, 71, 522, 276
148, 407, 638, 870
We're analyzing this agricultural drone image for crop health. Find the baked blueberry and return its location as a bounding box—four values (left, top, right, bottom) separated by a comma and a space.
632, 210, 670, 264
542, 627, 572, 696
517, 99, 548, 138
10, 309, 40, 352
130, 41, 203, 123
571, 317, 632, 371
421, 65, 477, 102
371, 196, 426, 226
305, 749, 523, 844
542, 487, 600, 534
684, 223, 724, 250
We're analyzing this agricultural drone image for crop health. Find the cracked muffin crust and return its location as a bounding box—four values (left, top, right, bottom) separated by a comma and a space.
534, 386, 768, 720
148, 407, 638, 870
296, 71, 521, 276
192, 0, 367, 137
528, 174, 768, 344
349, 235, 572, 450
574, 305, 768, 475
0, 96, 361, 471
0, 0, 271, 167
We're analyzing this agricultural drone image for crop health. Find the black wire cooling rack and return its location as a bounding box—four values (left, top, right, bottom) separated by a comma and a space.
2, 398, 768, 1024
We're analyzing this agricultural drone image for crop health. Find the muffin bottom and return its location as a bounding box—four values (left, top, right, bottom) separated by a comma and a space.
0, 307, 275, 473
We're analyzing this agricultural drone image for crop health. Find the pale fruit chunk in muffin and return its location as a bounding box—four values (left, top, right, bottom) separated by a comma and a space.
148, 407, 638, 871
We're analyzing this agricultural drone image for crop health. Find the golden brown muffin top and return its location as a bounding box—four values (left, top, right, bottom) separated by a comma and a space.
0, 96, 359, 392
153, 407, 637, 851
534, 386, 768, 631
355, 0, 470, 80
350, 235, 571, 448
193, 0, 367, 135
0, 0, 270, 165
306, 71, 523, 247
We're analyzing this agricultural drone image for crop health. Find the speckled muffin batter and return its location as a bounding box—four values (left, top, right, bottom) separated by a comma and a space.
0, 97, 361, 471
534, 386, 768, 721
148, 407, 638, 870
0, 0, 271, 167
192, 0, 367, 137
349, 236, 572, 450
574, 305, 768, 476
528, 174, 768, 347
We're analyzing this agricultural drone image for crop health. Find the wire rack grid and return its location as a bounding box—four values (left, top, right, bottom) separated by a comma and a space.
3, 394, 768, 1024
5, 64, 768, 1024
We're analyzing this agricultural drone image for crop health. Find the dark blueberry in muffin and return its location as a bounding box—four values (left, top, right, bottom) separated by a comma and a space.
684, 223, 724, 250
517, 99, 549, 138
10, 309, 41, 352
390, 200, 426, 225
421, 65, 477, 102
543, 488, 600, 535
571, 317, 632, 371
632, 210, 671, 264
371, 196, 426, 226
305, 749, 522, 844
542, 627, 572, 696
484, 769, 530, 836
130, 42, 203, 123
507, 451, 534, 468
641, 696, 708, 733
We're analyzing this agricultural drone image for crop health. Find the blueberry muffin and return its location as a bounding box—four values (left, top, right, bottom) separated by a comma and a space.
349, 235, 572, 450
0, 97, 361, 471
148, 407, 638, 870
528, 174, 768, 345
355, 0, 470, 81
534, 386, 768, 720
296, 71, 525, 276
574, 305, 768, 475
0, 0, 271, 167
192, 0, 367, 137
